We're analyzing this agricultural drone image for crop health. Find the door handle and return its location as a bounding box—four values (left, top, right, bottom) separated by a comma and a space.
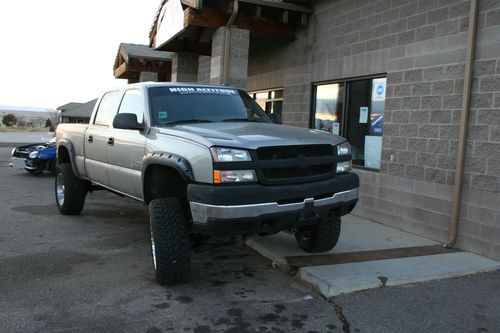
107, 137, 114, 146
88, 135, 93, 143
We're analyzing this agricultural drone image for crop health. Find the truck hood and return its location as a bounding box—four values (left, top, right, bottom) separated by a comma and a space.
155, 122, 345, 150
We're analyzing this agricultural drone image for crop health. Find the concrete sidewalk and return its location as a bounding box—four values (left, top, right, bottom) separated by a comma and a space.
246, 215, 500, 297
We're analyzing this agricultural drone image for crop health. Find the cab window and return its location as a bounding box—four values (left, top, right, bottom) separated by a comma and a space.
117, 89, 144, 124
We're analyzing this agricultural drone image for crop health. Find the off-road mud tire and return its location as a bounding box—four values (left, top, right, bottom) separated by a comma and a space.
295, 216, 341, 253
149, 198, 191, 285
55, 163, 86, 215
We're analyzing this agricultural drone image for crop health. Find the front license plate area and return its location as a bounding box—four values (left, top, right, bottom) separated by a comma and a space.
10, 158, 26, 169
298, 199, 321, 223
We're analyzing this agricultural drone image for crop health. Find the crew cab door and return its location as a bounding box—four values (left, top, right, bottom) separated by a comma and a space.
84, 91, 122, 186
106, 89, 147, 199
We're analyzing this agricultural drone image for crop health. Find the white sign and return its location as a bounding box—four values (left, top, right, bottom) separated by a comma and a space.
359, 107, 368, 123
155, 0, 184, 49
332, 122, 340, 135
372, 78, 386, 101
365, 136, 382, 169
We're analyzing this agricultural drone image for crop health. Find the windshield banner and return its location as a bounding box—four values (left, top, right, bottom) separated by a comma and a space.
168, 87, 237, 95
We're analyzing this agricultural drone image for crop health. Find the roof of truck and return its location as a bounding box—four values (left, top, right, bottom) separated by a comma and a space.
125, 82, 240, 90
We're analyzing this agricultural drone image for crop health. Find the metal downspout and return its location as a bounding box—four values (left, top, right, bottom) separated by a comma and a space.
445, 0, 479, 248
223, 0, 239, 85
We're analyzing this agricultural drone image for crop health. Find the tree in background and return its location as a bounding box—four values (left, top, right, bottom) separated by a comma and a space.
45, 118, 55, 131
2, 113, 17, 127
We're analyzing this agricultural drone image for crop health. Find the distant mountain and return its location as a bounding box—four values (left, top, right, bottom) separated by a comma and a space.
0, 104, 54, 113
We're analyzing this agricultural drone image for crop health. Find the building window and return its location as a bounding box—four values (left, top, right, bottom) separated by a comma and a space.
311, 76, 386, 170
250, 88, 283, 117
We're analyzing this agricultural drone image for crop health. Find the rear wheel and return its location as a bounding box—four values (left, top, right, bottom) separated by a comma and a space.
55, 163, 87, 215
149, 198, 191, 285
295, 216, 341, 253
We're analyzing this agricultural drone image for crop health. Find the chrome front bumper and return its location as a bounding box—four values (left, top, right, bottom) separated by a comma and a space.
189, 188, 359, 224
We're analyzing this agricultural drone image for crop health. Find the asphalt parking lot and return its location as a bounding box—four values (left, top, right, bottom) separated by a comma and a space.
1, 145, 499, 333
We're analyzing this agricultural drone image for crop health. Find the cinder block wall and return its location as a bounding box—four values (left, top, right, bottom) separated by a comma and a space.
247, 0, 500, 260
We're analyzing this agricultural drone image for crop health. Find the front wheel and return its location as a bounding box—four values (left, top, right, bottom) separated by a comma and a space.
55, 163, 87, 215
295, 216, 341, 253
149, 198, 191, 285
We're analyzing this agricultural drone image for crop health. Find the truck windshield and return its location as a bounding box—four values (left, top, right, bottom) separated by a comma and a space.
148, 86, 273, 126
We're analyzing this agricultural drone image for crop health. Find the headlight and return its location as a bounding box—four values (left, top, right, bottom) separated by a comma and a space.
213, 170, 256, 183
211, 147, 252, 162
11, 148, 16, 156
29, 151, 39, 159
336, 160, 352, 173
336, 142, 352, 173
337, 142, 351, 155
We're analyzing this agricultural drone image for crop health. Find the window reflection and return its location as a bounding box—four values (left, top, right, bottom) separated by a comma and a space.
250, 88, 284, 118
313, 83, 344, 135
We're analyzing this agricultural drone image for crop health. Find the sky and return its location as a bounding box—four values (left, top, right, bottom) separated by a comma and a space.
0, 0, 160, 110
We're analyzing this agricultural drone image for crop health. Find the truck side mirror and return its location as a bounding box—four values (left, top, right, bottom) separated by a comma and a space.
113, 113, 144, 131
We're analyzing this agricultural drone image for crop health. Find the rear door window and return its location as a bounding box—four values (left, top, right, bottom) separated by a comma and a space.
94, 91, 122, 126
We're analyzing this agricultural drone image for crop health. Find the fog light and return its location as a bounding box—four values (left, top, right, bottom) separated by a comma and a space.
336, 161, 352, 173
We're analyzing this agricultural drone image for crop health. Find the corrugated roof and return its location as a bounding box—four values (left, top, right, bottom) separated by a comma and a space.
113, 43, 173, 70
61, 99, 97, 118
57, 102, 83, 112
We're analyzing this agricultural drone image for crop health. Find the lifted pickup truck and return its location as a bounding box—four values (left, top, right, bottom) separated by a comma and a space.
55, 82, 359, 285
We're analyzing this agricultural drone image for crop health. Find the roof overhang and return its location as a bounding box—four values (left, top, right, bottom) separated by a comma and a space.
113, 43, 173, 80
150, 0, 314, 55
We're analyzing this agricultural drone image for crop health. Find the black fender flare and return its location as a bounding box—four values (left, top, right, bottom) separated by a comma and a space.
57, 139, 80, 178
142, 151, 195, 184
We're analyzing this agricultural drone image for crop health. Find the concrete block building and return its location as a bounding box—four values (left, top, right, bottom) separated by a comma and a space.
114, 0, 500, 260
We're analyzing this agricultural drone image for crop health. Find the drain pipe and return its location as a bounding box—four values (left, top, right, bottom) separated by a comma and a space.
223, 0, 239, 85
445, 0, 479, 248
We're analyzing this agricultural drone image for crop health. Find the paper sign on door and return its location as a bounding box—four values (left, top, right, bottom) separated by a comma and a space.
360, 107, 368, 123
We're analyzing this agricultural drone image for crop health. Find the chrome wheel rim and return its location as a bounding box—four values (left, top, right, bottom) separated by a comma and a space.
56, 174, 65, 206
150, 229, 157, 269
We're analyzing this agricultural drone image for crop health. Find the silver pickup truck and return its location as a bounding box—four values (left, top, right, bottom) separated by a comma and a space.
55, 82, 359, 285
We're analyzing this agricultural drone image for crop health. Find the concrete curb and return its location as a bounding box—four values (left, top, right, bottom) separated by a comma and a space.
246, 216, 500, 298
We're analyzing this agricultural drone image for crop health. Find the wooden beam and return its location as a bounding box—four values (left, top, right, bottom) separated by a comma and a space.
114, 63, 128, 78
185, 7, 295, 40
239, 0, 313, 14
